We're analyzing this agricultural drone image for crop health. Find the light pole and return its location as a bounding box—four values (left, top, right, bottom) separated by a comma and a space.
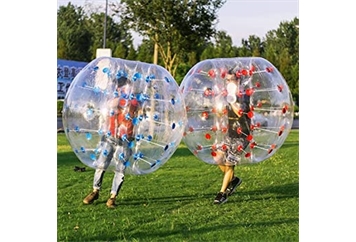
103, 0, 108, 48
96, 0, 112, 58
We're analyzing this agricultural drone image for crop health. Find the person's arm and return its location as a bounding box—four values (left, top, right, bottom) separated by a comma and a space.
230, 102, 241, 117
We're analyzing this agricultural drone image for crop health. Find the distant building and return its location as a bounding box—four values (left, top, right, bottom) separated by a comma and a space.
57, 59, 88, 99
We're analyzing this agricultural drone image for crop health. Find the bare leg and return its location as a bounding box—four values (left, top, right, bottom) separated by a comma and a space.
218, 165, 227, 173
220, 165, 234, 193
213, 151, 235, 204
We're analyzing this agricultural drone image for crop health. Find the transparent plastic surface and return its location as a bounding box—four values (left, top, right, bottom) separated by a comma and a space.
179, 57, 294, 165
62, 57, 187, 174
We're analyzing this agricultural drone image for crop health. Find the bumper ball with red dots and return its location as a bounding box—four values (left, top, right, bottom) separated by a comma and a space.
179, 57, 294, 165
62, 57, 187, 174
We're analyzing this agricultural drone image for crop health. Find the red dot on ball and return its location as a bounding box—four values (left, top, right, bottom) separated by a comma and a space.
119, 99, 127, 106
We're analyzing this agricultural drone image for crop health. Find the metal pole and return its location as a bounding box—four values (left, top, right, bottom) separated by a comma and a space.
103, 0, 108, 48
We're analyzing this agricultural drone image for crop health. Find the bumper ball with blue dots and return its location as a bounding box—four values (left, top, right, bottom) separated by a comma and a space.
62, 57, 187, 174
179, 57, 294, 165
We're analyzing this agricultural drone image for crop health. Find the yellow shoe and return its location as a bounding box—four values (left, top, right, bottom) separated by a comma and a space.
106, 197, 117, 208
83, 190, 99, 204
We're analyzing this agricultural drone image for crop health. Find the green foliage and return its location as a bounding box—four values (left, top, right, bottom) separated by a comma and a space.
120, 0, 226, 75
200, 30, 236, 59
136, 39, 155, 63
57, 3, 134, 61
57, 100, 64, 117
126, 45, 138, 60
294, 104, 299, 119
239, 35, 265, 57
58, 130, 299, 241
87, 12, 133, 60
57, 2, 299, 107
199, 43, 215, 60
57, 3, 93, 61
174, 63, 192, 85
263, 17, 299, 106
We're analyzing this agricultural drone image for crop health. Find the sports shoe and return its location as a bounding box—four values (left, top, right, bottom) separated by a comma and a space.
106, 197, 117, 208
214, 192, 228, 204
83, 190, 99, 204
226, 177, 242, 196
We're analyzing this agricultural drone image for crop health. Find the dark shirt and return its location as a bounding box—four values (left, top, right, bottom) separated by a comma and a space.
227, 93, 251, 149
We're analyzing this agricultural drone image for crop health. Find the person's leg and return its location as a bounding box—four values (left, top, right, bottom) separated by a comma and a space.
213, 150, 230, 204
226, 163, 242, 196
83, 141, 114, 204
106, 143, 128, 208
217, 164, 235, 192
214, 166, 231, 204
225, 137, 245, 196
111, 171, 125, 197
226, 175, 242, 196
220, 165, 234, 193
106, 170, 125, 208
218, 164, 227, 173
93, 141, 114, 190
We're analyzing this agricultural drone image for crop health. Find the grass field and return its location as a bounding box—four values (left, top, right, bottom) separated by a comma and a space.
57, 130, 299, 242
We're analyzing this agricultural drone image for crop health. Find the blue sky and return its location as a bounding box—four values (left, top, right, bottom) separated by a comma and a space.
57, 0, 299, 47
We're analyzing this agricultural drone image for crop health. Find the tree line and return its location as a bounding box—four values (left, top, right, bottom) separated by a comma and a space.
57, 0, 299, 107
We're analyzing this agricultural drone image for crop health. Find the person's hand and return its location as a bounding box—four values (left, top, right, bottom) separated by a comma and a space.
108, 97, 120, 108
230, 102, 241, 117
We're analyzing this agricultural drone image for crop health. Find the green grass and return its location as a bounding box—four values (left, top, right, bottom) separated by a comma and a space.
58, 130, 299, 242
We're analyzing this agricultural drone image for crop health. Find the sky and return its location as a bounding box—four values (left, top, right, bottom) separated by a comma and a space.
56, 0, 299, 47
216, 0, 298, 46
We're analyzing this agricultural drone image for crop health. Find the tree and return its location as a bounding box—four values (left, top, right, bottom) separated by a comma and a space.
238, 35, 264, 57
118, 0, 226, 76
58, 1, 135, 61
263, 17, 299, 106
236, 40, 251, 57
86, 12, 134, 59
126, 45, 137, 60
212, 30, 235, 58
200, 43, 215, 60
57, 3, 93, 61
136, 39, 155, 63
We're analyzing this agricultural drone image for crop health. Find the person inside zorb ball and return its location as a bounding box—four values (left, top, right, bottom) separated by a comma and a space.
62, 57, 186, 208
179, 57, 294, 204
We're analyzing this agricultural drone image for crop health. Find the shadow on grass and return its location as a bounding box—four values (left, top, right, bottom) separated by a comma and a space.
281, 142, 299, 148
244, 182, 299, 197
58, 150, 298, 201
132, 218, 299, 238
57, 151, 81, 165
173, 146, 195, 157
84, 217, 298, 242
101, 182, 299, 207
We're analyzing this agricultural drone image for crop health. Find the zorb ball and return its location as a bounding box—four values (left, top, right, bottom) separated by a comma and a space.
179, 57, 294, 165
62, 57, 186, 174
